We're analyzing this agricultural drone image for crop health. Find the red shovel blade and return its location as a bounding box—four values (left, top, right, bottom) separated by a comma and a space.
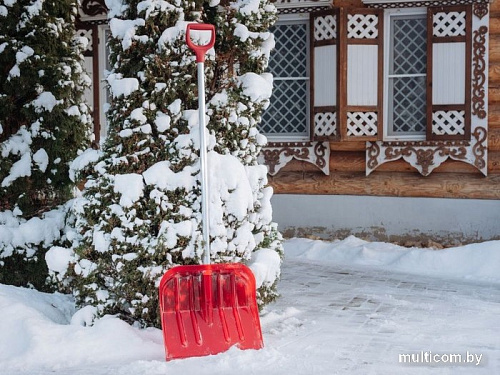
159, 263, 264, 360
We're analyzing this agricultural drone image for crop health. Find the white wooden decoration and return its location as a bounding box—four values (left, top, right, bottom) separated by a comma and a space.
83, 57, 94, 110
432, 110, 465, 136
347, 112, 378, 136
433, 11, 466, 37
314, 14, 336, 41
315, 112, 337, 137
432, 42, 466, 105
76, 29, 93, 52
347, 14, 379, 39
314, 45, 337, 107
347, 45, 378, 106
366, 3, 489, 177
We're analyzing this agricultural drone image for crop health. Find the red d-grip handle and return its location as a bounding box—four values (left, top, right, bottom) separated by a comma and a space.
186, 23, 216, 63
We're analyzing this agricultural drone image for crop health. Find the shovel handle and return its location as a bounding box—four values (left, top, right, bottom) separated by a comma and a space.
186, 23, 216, 63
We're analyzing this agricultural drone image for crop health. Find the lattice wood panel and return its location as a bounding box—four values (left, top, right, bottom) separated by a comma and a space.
314, 112, 336, 137
314, 14, 336, 41
76, 29, 93, 52
347, 14, 379, 39
432, 110, 466, 136
347, 112, 378, 136
433, 11, 466, 37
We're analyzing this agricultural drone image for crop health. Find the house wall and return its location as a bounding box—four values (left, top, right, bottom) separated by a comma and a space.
272, 194, 500, 245
268, 0, 500, 242
270, 1, 500, 199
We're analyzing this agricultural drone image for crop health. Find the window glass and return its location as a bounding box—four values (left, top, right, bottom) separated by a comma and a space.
387, 13, 427, 137
261, 20, 309, 139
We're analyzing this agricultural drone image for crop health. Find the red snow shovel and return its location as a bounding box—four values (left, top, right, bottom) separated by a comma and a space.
158, 23, 264, 361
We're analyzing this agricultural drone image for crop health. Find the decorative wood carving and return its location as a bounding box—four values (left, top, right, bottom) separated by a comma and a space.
472, 126, 487, 170
432, 110, 465, 136
366, 3, 488, 177
75, 28, 93, 53
472, 26, 487, 120
259, 142, 330, 175
347, 112, 377, 136
275, 0, 327, 3
367, 141, 469, 176
80, 0, 107, 17
367, 0, 488, 9
278, 6, 329, 14
473, 3, 488, 19
366, 124, 487, 176
314, 112, 337, 137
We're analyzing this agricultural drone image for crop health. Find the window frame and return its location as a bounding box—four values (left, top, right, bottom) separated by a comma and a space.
98, 25, 111, 145
383, 7, 428, 141
262, 13, 312, 142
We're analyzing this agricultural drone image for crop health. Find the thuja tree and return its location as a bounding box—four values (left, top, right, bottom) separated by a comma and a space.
58, 0, 283, 327
0, 0, 92, 289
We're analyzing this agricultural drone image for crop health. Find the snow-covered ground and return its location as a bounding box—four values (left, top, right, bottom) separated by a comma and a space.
1, 236, 499, 374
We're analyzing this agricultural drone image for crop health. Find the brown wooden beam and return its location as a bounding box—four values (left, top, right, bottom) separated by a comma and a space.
269, 171, 500, 199
489, 64, 500, 86
489, 104, 500, 128
489, 34, 500, 63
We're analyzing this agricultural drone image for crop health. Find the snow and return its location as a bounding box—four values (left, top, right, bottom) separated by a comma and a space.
107, 73, 140, 98
2, 236, 500, 374
238, 72, 273, 102
31, 92, 63, 113
68, 148, 102, 182
1, 153, 31, 187
143, 161, 196, 191
45, 247, 75, 275
286, 236, 500, 284
109, 18, 146, 50
248, 247, 281, 289
113, 173, 144, 208
33, 148, 49, 172
105, 0, 128, 19
8, 47, 35, 78
0, 206, 67, 259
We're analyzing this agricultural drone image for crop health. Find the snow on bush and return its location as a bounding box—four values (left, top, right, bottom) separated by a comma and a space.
0, 0, 92, 290
49, 0, 283, 328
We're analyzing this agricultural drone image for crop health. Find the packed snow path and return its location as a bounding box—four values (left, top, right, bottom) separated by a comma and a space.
266, 258, 500, 374
2, 238, 500, 374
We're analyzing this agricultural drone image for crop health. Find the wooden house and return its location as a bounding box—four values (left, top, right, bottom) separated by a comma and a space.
76, 0, 500, 244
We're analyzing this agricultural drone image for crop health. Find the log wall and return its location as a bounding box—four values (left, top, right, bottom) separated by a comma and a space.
269, 1, 500, 200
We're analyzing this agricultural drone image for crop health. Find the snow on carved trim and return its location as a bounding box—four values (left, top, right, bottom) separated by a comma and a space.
314, 14, 337, 41
347, 14, 379, 39
259, 142, 330, 175
433, 11, 467, 37
314, 112, 336, 137
347, 112, 378, 136
75, 29, 93, 52
432, 110, 465, 136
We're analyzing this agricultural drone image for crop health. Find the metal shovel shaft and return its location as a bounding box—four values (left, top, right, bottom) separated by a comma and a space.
197, 61, 211, 266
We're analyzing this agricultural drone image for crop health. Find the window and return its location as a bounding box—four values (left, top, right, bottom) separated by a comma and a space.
385, 9, 427, 140
261, 3, 489, 176
261, 16, 310, 140
310, 5, 472, 142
